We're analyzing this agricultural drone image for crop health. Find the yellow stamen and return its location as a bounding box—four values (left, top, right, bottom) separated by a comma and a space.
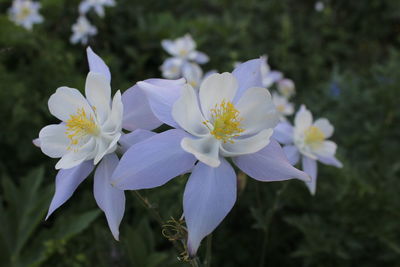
276, 105, 285, 113
203, 100, 244, 144
17, 7, 31, 20
304, 126, 324, 144
65, 108, 99, 149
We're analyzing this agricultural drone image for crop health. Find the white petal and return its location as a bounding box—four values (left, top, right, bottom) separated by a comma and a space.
94, 133, 121, 165
161, 40, 179, 56
312, 140, 337, 158
48, 87, 93, 122
236, 87, 279, 135
85, 72, 112, 124
294, 105, 313, 133
188, 51, 209, 64
313, 118, 334, 138
220, 129, 273, 157
182, 62, 203, 89
172, 84, 209, 137
181, 136, 221, 167
199, 73, 238, 120
39, 124, 69, 158
55, 138, 96, 169
102, 91, 123, 135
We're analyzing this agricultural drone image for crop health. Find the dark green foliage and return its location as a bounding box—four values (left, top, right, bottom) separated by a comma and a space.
0, 0, 399, 266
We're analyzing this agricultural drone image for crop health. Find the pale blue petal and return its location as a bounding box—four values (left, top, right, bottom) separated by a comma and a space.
46, 161, 95, 220
137, 78, 186, 128
119, 129, 156, 153
233, 139, 310, 182
93, 153, 125, 240
86, 47, 111, 83
184, 158, 236, 256
112, 129, 196, 190
122, 85, 162, 131
317, 155, 343, 168
283, 145, 300, 165
302, 156, 318, 195
232, 58, 264, 102
273, 122, 294, 145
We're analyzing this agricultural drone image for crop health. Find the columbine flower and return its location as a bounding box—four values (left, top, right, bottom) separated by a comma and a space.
36, 47, 163, 240
272, 92, 294, 118
70, 16, 97, 45
260, 55, 283, 88
8, 0, 43, 30
277, 78, 295, 98
160, 34, 209, 79
111, 59, 310, 256
79, 0, 116, 17
273, 105, 343, 194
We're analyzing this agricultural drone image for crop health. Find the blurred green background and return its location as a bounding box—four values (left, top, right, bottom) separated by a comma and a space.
1, 0, 400, 266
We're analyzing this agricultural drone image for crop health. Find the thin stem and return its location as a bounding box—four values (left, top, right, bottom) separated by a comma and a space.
189, 258, 201, 267
131, 191, 183, 256
204, 234, 213, 267
258, 182, 290, 267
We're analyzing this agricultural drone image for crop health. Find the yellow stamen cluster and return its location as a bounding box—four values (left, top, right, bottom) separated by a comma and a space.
304, 126, 325, 144
203, 100, 244, 144
17, 7, 31, 20
65, 108, 99, 148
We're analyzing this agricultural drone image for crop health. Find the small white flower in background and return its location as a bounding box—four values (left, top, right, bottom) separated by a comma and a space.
315, 1, 325, 12
70, 16, 97, 45
8, 0, 43, 30
277, 78, 296, 98
273, 105, 343, 194
181, 62, 218, 90
260, 55, 283, 88
272, 92, 294, 118
79, 0, 116, 17
160, 34, 209, 79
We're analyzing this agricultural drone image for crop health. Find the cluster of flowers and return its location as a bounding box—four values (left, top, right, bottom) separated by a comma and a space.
7, 0, 115, 45
161, 35, 343, 195
70, 0, 115, 45
34, 35, 342, 256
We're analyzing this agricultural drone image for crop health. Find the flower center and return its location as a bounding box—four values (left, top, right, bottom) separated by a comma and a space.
65, 108, 99, 148
304, 126, 324, 144
203, 100, 244, 143
276, 104, 285, 113
17, 7, 32, 20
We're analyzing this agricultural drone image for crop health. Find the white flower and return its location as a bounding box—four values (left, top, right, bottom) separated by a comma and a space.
70, 16, 97, 45
39, 71, 123, 170
79, 0, 116, 17
172, 72, 279, 168
277, 78, 295, 98
272, 92, 294, 118
273, 105, 342, 194
315, 1, 325, 12
260, 55, 283, 88
8, 0, 43, 30
160, 34, 209, 79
